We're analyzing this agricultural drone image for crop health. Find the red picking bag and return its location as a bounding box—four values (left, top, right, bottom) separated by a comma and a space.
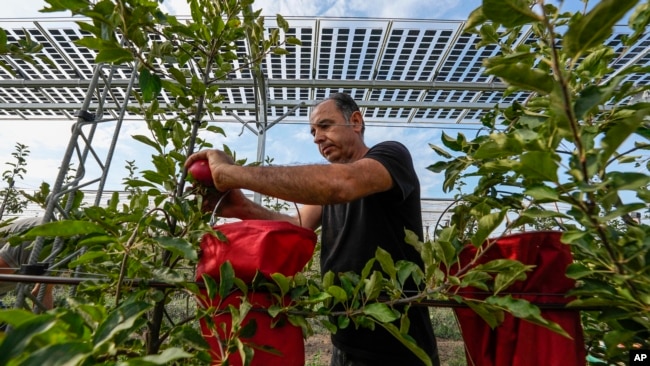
196, 220, 317, 366
199, 291, 305, 366
197, 220, 317, 282
452, 231, 586, 366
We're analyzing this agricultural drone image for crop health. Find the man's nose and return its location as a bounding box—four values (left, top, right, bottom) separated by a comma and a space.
313, 130, 324, 143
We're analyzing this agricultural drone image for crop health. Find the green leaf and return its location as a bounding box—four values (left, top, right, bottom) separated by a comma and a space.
464, 6, 487, 33
565, 263, 593, 280
93, 301, 151, 348
426, 161, 450, 173
599, 202, 648, 223
564, 0, 638, 58
0, 315, 56, 365
482, 0, 542, 27
363, 271, 383, 301
131, 134, 163, 153
605, 172, 650, 191
573, 76, 621, 119
428, 143, 452, 159
320, 319, 337, 334
432, 240, 456, 267
272, 47, 290, 56
0, 28, 8, 53
120, 348, 193, 365
201, 274, 218, 302
305, 291, 331, 305
460, 270, 492, 291
21, 343, 90, 366
363, 303, 399, 323
239, 317, 258, 339
0, 309, 39, 328
464, 300, 503, 329
601, 109, 648, 165
276, 14, 290, 32
380, 322, 433, 366
494, 266, 530, 294
485, 63, 555, 95
21, 220, 105, 239
375, 247, 397, 282
524, 185, 559, 201
337, 315, 350, 329
219, 261, 235, 299
474, 259, 526, 272
74, 36, 109, 50
473, 134, 522, 159
486, 295, 570, 338
471, 210, 506, 247
396, 261, 422, 287
441, 132, 466, 152
518, 151, 559, 182
270, 273, 290, 296
68, 250, 112, 267
95, 47, 133, 64
327, 285, 348, 303
154, 237, 198, 261
78, 235, 117, 247
285, 36, 302, 46
521, 207, 571, 219
139, 68, 162, 102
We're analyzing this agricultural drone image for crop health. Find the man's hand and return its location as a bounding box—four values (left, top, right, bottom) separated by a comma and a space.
185, 149, 235, 192
186, 149, 252, 218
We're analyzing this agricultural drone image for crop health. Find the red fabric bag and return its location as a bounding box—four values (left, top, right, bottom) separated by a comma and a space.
197, 220, 317, 282
452, 231, 586, 366
199, 291, 304, 366
196, 220, 317, 366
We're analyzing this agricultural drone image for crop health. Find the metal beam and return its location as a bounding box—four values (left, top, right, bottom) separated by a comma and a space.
0, 78, 508, 91
0, 100, 511, 111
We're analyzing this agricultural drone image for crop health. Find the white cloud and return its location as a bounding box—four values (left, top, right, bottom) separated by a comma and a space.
252, 0, 327, 17
157, 0, 476, 20
0, 0, 49, 19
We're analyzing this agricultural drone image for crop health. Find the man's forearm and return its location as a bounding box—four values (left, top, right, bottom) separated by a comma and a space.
216, 164, 349, 205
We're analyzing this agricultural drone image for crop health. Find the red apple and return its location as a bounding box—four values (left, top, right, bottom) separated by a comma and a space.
187, 159, 214, 187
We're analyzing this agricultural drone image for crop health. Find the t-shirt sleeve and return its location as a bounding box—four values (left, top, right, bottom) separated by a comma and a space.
364, 141, 418, 203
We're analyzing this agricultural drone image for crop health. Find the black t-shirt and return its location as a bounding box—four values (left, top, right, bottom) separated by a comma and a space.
321, 141, 439, 365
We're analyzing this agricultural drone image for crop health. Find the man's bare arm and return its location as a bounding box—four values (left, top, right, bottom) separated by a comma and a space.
211, 157, 392, 205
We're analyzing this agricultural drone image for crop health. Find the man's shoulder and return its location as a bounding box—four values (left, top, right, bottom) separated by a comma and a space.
374, 140, 406, 148
371, 140, 409, 152
368, 141, 412, 159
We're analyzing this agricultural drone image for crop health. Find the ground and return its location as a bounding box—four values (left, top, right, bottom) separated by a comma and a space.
305, 334, 465, 366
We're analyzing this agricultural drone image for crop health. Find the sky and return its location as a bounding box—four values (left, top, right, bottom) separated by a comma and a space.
0, 0, 591, 203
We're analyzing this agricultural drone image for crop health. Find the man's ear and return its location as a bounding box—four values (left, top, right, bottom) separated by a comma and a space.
350, 110, 364, 132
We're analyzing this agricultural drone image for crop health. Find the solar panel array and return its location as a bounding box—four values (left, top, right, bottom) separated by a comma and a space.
2, 17, 646, 126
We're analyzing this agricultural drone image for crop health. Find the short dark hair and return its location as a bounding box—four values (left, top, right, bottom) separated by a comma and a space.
315, 92, 365, 133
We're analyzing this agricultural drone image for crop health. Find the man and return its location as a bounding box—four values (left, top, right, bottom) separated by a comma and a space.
0, 217, 53, 310
186, 93, 439, 365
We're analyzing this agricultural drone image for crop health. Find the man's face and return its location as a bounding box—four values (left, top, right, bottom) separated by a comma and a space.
309, 100, 362, 163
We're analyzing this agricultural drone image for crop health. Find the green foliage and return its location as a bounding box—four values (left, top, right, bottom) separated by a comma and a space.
4, 0, 649, 365
0, 28, 50, 76
431, 0, 650, 363
0, 143, 30, 219
1, 0, 301, 364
